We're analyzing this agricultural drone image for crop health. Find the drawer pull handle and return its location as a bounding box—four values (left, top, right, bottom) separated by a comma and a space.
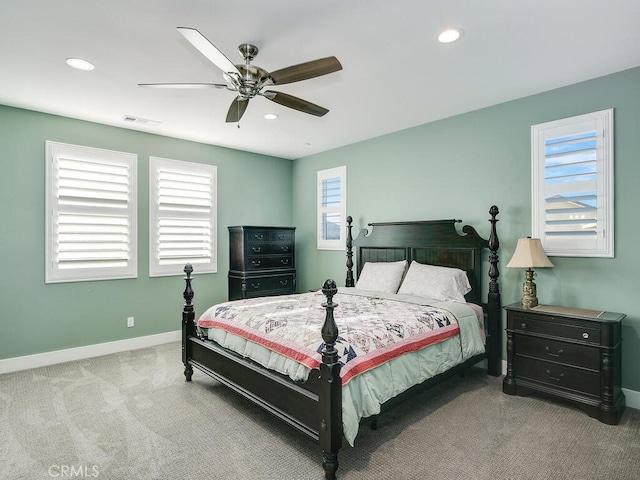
546, 370, 565, 382
278, 234, 286, 240
279, 280, 289, 286
582, 332, 589, 339
254, 234, 264, 240
521, 322, 527, 329
251, 247, 262, 253
280, 259, 289, 265
250, 282, 261, 289
280, 246, 290, 252
251, 260, 261, 266
545, 346, 564, 358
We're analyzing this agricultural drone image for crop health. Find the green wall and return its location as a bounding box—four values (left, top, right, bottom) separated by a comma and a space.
292, 67, 640, 392
0, 105, 293, 359
2, 67, 639, 394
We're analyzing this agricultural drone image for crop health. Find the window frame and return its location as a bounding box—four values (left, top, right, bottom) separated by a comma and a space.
149, 156, 217, 277
317, 166, 347, 251
531, 108, 614, 258
45, 141, 138, 283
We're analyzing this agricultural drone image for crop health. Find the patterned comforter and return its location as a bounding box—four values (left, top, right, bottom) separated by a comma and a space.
197, 288, 485, 445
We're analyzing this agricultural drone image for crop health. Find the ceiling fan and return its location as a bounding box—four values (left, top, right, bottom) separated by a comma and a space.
139, 27, 343, 123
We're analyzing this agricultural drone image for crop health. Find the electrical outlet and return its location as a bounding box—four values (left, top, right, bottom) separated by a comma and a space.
127, 316, 134, 328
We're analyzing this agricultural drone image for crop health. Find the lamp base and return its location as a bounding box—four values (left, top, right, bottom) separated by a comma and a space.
521, 268, 538, 309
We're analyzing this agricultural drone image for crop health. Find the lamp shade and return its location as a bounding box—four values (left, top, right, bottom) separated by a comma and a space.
506, 238, 554, 268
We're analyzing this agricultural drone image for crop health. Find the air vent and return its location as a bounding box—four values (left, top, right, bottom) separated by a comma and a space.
122, 115, 161, 127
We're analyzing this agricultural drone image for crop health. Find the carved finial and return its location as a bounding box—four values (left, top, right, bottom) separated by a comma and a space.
322, 279, 338, 302
184, 263, 193, 276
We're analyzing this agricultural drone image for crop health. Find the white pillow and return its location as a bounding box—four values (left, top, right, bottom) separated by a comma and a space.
354, 260, 408, 294
397, 261, 471, 303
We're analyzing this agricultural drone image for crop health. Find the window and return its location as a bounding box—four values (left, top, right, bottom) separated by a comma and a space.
317, 166, 347, 250
45, 141, 137, 283
149, 157, 217, 276
532, 109, 614, 257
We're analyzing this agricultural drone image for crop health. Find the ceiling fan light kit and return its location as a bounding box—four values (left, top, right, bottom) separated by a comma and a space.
139, 27, 342, 123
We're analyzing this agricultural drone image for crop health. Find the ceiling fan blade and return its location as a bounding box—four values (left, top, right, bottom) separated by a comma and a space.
138, 83, 230, 89
269, 57, 342, 85
263, 90, 329, 117
177, 27, 241, 76
226, 97, 249, 123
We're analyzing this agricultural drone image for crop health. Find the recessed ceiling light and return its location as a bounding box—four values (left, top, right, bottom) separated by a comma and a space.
65, 57, 95, 71
264, 113, 279, 120
438, 28, 463, 44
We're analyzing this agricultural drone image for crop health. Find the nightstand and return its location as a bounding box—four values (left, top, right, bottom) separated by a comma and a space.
503, 302, 625, 425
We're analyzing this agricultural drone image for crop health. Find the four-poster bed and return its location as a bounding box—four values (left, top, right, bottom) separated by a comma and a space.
181, 206, 501, 479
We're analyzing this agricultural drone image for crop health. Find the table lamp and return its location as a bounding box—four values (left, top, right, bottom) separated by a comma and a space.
507, 237, 554, 309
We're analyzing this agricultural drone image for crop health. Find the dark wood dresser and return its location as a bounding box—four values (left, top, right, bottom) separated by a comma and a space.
228, 226, 296, 301
503, 303, 625, 424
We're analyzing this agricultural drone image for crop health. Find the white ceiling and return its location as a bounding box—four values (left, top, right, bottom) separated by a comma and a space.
2, 1, 639, 160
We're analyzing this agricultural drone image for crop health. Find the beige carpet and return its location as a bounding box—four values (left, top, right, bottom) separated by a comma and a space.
1, 342, 639, 479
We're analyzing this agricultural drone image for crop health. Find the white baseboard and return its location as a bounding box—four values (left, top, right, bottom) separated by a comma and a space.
0, 330, 181, 375
622, 387, 640, 410
2, 341, 639, 410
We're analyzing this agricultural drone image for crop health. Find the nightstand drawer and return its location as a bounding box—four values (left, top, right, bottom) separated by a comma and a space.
511, 313, 600, 344
516, 336, 600, 370
517, 357, 600, 397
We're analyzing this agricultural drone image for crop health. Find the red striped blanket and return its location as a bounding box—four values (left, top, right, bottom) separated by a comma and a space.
198, 291, 460, 385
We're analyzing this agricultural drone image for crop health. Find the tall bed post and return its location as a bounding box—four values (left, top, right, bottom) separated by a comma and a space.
486, 205, 502, 376
319, 279, 342, 480
182, 263, 195, 382
345, 216, 354, 287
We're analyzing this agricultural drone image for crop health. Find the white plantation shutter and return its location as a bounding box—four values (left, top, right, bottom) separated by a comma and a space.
532, 109, 614, 257
317, 166, 347, 250
149, 157, 217, 276
45, 141, 137, 283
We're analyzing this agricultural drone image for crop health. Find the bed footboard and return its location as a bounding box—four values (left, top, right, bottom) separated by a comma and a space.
181, 267, 344, 480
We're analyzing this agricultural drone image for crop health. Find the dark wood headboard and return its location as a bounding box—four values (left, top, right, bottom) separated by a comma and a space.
345, 207, 500, 306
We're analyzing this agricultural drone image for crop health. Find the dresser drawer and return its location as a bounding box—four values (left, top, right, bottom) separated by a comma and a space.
245, 229, 294, 244
516, 356, 600, 397
244, 274, 295, 297
247, 243, 294, 255
246, 255, 294, 270
270, 230, 294, 243
516, 335, 600, 371
511, 313, 600, 345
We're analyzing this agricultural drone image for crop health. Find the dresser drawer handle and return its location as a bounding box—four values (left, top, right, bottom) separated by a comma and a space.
251, 246, 262, 253
279, 280, 289, 286
280, 246, 290, 252
251, 260, 262, 267
582, 332, 589, 339
546, 370, 565, 382
521, 322, 527, 330
254, 234, 264, 240
545, 346, 564, 358
280, 259, 290, 265
278, 234, 287, 240
250, 282, 261, 289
